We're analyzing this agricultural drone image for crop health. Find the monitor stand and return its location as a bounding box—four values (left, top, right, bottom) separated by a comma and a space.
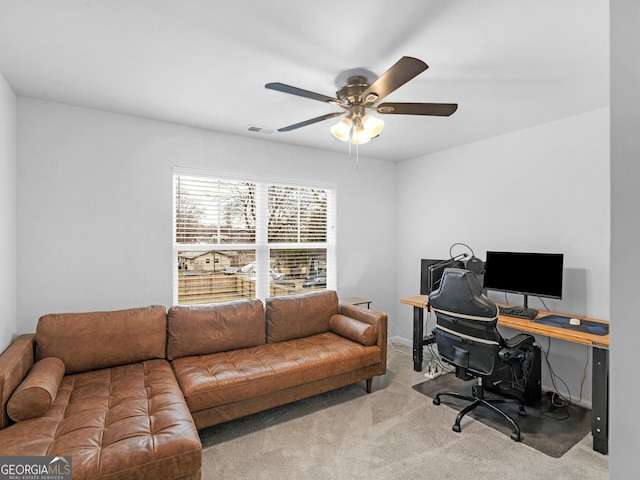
520, 294, 538, 317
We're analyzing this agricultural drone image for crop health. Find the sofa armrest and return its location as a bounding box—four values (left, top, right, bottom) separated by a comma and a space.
337, 304, 387, 375
0, 334, 36, 430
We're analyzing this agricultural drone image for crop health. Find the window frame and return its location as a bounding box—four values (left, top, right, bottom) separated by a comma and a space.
172, 167, 336, 304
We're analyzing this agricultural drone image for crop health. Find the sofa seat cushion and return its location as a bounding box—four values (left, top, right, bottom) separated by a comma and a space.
0, 359, 202, 480
172, 332, 380, 413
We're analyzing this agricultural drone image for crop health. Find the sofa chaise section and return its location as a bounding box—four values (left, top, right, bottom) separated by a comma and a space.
0, 306, 202, 480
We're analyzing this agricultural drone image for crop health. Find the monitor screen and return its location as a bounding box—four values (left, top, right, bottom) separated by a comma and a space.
420, 258, 464, 295
483, 251, 564, 299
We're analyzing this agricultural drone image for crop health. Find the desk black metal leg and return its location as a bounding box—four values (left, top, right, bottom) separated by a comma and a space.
592, 346, 609, 455
413, 306, 424, 371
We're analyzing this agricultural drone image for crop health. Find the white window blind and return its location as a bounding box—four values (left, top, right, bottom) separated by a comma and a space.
173, 171, 335, 305
267, 185, 328, 243
175, 176, 256, 245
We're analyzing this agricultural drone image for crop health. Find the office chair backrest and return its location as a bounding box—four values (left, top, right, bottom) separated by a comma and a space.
429, 268, 502, 377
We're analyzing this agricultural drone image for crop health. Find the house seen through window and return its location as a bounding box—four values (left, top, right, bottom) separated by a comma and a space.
173, 171, 336, 304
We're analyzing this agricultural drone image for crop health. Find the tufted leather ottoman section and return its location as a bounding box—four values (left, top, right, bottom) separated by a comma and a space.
172, 332, 380, 414
0, 359, 202, 480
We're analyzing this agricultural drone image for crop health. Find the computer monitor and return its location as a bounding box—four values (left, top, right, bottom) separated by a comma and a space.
483, 251, 564, 308
420, 258, 465, 295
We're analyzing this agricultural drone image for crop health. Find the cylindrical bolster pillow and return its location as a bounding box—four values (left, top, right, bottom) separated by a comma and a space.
329, 314, 378, 346
7, 357, 65, 422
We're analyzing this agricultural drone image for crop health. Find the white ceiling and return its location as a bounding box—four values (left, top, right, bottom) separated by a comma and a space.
0, 0, 609, 162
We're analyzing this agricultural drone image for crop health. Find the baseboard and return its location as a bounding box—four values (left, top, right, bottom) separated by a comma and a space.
389, 335, 412, 347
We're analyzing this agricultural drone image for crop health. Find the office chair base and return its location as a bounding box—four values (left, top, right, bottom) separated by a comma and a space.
433, 389, 523, 442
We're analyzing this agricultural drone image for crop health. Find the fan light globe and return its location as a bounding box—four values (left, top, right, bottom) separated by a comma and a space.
330, 117, 353, 142
350, 124, 372, 145
362, 114, 384, 138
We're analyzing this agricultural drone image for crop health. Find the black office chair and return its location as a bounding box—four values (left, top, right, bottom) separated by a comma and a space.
429, 268, 541, 442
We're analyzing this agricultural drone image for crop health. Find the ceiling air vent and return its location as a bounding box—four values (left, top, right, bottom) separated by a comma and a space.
247, 125, 274, 135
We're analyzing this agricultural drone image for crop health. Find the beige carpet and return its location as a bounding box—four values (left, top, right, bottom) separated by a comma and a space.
199, 344, 608, 480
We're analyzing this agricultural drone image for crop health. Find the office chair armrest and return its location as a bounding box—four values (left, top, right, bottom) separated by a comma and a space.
499, 333, 535, 361
504, 333, 535, 349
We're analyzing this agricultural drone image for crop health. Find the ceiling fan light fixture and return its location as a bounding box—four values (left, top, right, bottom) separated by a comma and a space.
350, 123, 372, 145
330, 117, 353, 142
362, 114, 384, 138
266, 56, 457, 146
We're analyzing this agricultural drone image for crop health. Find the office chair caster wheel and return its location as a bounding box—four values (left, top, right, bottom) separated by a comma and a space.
510, 432, 522, 442
452, 424, 461, 433
518, 405, 526, 417
433, 397, 441, 406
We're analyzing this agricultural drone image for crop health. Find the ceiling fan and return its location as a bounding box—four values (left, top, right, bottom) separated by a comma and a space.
265, 56, 458, 145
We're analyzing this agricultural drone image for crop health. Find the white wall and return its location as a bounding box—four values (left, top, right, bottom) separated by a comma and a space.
16, 98, 396, 333
12, 90, 623, 460
0, 72, 16, 351
610, 0, 640, 476
395, 108, 610, 407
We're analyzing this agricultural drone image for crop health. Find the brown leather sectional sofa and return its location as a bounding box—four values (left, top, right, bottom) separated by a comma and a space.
0, 290, 387, 479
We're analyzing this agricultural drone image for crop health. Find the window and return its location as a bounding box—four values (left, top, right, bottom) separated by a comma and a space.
173, 170, 336, 305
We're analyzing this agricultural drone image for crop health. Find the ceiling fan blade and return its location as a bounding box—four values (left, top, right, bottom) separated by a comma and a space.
277, 111, 344, 132
265, 82, 344, 106
359, 56, 429, 104
376, 102, 458, 116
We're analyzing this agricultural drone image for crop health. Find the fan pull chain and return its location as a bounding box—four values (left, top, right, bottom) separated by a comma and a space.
347, 126, 359, 169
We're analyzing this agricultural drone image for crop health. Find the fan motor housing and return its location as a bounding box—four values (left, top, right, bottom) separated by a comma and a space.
336, 76, 370, 104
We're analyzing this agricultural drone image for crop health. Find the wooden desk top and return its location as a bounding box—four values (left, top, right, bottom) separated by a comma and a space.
400, 295, 609, 349
497, 313, 610, 349
400, 295, 429, 308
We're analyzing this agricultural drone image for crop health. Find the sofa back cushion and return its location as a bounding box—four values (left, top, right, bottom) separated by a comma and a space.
0, 334, 35, 429
167, 299, 265, 360
36, 305, 167, 374
266, 290, 338, 343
